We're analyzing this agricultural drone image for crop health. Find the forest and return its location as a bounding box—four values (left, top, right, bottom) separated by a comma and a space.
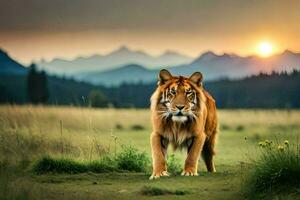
1, 69, 299, 108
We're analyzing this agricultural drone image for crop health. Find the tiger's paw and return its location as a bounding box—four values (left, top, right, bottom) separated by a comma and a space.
181, 169, 198, 176
149, 171, 169, 180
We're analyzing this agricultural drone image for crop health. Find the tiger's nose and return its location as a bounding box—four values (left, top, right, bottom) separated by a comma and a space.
176, 105, 185, 110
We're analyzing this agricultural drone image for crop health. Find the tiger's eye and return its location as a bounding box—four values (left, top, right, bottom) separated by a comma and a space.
170, 88, 176, 95
186, 89, 192, 95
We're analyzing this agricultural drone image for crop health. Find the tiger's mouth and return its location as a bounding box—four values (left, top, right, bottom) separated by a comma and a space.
171, 111, 189, 122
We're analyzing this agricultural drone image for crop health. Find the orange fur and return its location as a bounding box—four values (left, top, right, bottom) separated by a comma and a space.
149, 70, 218, 179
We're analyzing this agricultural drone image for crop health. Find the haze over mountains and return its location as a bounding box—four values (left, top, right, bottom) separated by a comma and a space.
169, 50, 300, 79
1, 46, 300, 86
78, 49, 300, 86
38, 46, 193, 75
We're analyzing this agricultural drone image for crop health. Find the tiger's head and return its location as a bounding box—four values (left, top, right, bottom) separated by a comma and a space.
152, 69, 204, 123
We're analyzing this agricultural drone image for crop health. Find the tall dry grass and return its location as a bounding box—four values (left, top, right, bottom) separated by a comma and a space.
0, 105, 152, 164
1, 105, 300, 166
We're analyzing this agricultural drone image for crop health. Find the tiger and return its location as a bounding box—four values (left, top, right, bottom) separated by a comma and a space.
149, 69, 218, 179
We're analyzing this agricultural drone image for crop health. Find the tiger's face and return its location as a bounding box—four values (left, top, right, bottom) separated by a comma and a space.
157, 69, 203, 123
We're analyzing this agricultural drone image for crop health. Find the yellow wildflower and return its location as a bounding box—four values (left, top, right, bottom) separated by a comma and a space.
277, 145, 284, 151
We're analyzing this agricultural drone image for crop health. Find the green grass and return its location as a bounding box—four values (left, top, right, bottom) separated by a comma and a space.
31, 146, 182, 176
32, 146, 150, 174
166, 154, 182, 175
115, 145, 150, 172
6, 168, 243, 200
32, 156, 88, 174
1, 105, 300, 199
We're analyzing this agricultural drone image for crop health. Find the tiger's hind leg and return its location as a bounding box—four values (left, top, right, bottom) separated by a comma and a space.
201, 130, 217, 172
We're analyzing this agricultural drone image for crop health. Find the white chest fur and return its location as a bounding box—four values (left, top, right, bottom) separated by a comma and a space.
163, 122, 193, 147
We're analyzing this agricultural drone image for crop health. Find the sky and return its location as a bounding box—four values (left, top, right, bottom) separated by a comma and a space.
1, 0, 300, 65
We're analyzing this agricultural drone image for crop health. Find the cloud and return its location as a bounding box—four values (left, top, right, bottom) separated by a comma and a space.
1, 0, 300, 64
1, 0, 299, 33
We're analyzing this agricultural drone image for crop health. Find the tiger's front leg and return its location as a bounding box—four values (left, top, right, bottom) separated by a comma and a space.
149, 132, 169, 180
182, 133, 206, 176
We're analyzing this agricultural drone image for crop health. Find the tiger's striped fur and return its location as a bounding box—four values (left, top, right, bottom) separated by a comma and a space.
149, 69, 218, 179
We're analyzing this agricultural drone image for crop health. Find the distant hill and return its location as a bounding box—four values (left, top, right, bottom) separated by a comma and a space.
3, 47, 300, 87
78, 64, 158, 86
0, 49, 102, 105
169, 50, 300, 80
0, 49, 28, 75
38, 46, 193, 76
80, 50, 300, 86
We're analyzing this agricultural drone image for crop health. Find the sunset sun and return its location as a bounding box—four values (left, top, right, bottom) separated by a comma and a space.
257, 41, 274, 57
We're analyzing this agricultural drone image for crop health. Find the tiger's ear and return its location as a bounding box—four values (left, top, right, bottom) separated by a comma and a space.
158, 69, 172, 85
189, 72, 203, 86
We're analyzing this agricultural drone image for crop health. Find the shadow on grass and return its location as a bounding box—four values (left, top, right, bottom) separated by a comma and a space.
140, 186, 189, 196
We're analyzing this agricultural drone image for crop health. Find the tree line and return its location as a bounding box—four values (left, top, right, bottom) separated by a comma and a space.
0, 67, 300, 108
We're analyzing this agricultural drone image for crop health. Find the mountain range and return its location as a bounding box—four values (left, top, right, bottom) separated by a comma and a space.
169, 50, 300, 80
1, 46, 300, 86
78, 49, 300, 86
0, 49, 28, 75
38, 46, 193, 76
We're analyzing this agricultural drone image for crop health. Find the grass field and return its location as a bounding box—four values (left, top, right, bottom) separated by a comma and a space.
1, 105, 300, 200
